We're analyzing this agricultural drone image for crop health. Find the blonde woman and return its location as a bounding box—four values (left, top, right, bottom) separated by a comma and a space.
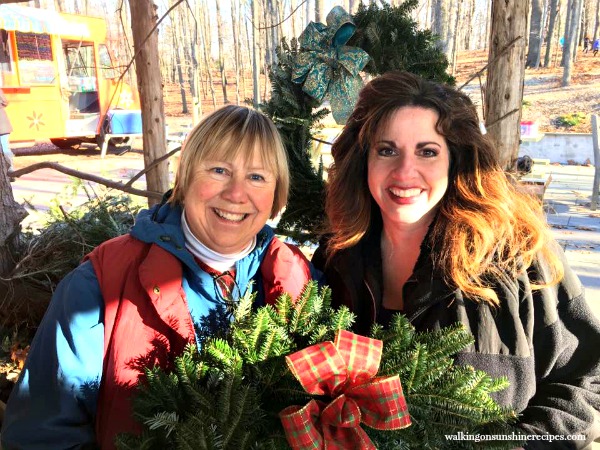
314, 71, 600, 448
3, 105, 321, 449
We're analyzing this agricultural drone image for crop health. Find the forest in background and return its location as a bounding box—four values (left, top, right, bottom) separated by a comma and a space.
16, 0, 600, 117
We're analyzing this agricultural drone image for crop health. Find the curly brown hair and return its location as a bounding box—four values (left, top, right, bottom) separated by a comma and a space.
325, 71, 562, 305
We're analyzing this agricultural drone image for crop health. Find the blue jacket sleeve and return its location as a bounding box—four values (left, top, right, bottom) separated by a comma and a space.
1, 261, 104, 449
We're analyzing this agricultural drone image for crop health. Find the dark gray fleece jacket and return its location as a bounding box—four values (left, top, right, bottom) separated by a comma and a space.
313, 228, 600, 450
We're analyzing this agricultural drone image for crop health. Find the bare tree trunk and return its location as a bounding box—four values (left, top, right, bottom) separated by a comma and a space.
192, 3, 203, 122
128, 0, 169, 205
174, 31, 188, 114
485, 0, 530, 170
54, 0, 65, 12
272, 0, 281, 64
555, 0, 565, 66
252, 0, 261, 106
315, 0, 323, 23
573, 0, 585, 61
215, 0, 229, 104
431, 0, 444, 44
231, 0, 241, 105
290, 0, 298, 38
424, 0, 431, 28
241, 4, 250, 101
261, 2, 270, 101
484, 0, 492, 49
580, 0, 588, 42
592, 0, 600, 42
263, 0, 272, 70
200, 0, 217, 109
563, 0, 582, 85
450, 0, 463, 74
431, 0, 454, 59
171, 3, 188, 114
349, 0, 356, 14
527, 0, 544, 66
181, 9, 193, 93
464, 0, 476, 49
540, 0, 550, 49
544, 0, 560, 66
562, 0, 574, 64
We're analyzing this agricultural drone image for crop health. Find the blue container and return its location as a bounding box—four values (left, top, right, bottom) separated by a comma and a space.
107, 110, 143, 134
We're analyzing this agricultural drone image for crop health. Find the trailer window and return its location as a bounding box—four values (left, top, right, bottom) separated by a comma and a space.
98, 44, 117, 79
64, 42, 97, 92
15, 32, 56, 85
0, 30, 14, 75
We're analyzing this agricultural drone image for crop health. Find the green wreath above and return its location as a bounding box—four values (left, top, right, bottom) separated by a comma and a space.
260, 1, 453, 242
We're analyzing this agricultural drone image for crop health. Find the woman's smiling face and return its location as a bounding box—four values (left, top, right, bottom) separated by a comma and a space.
184, 150, 276, 254
368, 106, 450, 230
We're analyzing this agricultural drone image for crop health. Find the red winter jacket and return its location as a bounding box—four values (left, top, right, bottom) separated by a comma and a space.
86, 233, 312, 449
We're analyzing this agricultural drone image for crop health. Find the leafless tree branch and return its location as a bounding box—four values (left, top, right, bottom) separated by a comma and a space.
9, 163, 163, 200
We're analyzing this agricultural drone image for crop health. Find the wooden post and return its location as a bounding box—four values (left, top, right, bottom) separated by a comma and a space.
591, 114, 600, 210
128, 0, 169, 206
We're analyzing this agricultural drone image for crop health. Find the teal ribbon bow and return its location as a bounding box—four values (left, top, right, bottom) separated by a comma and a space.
292, 6, 370, 124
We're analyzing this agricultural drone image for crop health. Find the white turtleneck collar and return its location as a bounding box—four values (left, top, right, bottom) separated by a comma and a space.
181, 210, 256, 273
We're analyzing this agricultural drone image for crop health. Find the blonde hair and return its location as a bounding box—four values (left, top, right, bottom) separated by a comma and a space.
326, 71, 563, 305
170, 105, 289, 218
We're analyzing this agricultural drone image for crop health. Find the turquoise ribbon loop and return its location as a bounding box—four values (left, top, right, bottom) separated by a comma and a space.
292, 6, 370, 124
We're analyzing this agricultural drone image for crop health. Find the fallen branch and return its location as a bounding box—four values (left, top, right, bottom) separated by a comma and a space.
9, 162, 162, 200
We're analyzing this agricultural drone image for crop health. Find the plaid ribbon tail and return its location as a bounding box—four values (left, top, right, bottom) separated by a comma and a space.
322, 423, 376, 450
320, 395, 376, 450
280, 400, 324, 450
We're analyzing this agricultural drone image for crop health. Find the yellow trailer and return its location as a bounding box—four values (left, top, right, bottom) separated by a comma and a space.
0, 4, 141, 149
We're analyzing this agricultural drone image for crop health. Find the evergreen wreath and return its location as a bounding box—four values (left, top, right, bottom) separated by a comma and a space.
261, 1, 453, 242
116, 282, 523, 450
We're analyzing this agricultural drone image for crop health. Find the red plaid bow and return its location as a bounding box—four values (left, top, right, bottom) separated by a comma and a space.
279, 329, 411, 449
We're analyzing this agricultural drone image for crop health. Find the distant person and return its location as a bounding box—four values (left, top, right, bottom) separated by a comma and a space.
593, 38, 600, 56
584, 35, 591, 53
0, 86, 13, 174
559, 36, 565, 49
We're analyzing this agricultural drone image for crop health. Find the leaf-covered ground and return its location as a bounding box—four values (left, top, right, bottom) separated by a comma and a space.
453, 48, 600, 134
